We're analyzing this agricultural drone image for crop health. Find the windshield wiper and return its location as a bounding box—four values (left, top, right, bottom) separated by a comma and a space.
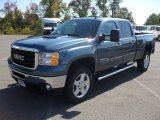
63, 34, 81, 37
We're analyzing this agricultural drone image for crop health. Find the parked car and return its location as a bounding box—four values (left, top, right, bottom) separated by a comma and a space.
8, 18, 155, 102
154, 26, 160, 41
133, 25, 153, 34
147, 25, 157, 31
43, 18, 61, 35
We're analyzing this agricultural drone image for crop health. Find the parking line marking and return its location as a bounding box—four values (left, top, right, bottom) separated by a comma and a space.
134, 80, 160, 100
128, 74, 160, 100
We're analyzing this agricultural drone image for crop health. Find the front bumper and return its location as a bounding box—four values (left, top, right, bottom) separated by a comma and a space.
9, 67, 67, 89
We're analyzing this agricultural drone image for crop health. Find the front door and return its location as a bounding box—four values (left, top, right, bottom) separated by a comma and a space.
96, 21, 123, 72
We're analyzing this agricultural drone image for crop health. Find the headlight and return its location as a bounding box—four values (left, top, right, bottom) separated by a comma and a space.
39, 52, 59, 66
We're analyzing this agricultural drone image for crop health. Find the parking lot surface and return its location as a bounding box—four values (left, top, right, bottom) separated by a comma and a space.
0, 35, 160, 120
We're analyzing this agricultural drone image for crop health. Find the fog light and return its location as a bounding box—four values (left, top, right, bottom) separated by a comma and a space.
46, 84, 52, 91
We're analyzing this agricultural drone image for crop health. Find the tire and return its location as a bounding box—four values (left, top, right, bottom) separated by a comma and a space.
65, 66, 93, 103
137, 52, 150, 72
158, 36, 160, 41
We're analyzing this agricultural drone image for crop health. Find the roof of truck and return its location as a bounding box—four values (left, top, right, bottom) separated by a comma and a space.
73, 17, 130, 22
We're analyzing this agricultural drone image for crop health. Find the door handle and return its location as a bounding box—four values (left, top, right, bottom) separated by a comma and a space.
117, 42, 122, 46
129, 41, 135, 44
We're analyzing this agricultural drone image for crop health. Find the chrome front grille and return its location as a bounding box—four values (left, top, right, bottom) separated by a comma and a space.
11, 45, 38, 69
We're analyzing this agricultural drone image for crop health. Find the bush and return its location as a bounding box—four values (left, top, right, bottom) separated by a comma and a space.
21, 27, 34, 35
5, 27, 16, 34
34, 18, 42, 35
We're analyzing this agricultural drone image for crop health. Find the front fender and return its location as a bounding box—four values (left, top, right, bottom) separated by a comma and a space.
59, 45, 97, 73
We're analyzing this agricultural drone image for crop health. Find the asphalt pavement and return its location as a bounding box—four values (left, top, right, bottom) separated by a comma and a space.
0, 35, 160, 120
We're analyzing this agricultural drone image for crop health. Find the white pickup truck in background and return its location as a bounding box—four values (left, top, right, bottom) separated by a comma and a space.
42, 18, 61, 35
148, 25, 160, 41
154, 26, 160, 41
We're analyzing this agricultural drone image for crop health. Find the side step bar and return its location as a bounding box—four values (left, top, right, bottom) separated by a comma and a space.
98, 63, 135, 81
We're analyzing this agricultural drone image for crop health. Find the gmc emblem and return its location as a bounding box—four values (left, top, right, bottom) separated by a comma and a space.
14, 54, 24, 61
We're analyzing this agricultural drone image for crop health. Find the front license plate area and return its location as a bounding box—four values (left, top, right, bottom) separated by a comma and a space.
17, 79, 26, 87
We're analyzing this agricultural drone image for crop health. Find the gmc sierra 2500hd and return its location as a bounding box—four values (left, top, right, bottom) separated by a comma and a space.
8, 18, 155, 102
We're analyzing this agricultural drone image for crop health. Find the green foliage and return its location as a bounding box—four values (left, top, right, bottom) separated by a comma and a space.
0, 18, 4, 34
34, 18, 42, 35
0, 0, 137, 35
24, 3, 39, 30
61, 3, 71, 22
110, 0, 122, 17
69, 0, 91, 17
90, 6, 98, 17
40, 0, 66, 18
96, 0, 108, 17
13, 8, 24, 33
40, 0, 54, 17
21, 27, 34, 35
5, 26, 16, 34
116, 7, 135, 24
145, 13, 160, 25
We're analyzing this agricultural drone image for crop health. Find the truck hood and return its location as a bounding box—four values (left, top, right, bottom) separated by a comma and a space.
13, 35, 94, 52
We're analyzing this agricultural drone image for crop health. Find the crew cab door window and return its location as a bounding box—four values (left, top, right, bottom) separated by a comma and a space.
101, 21, 117, 41
119, 21, 133, 38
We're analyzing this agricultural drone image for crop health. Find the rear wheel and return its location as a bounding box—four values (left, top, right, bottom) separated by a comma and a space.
65, 66, 93, 103
158, 35, 160, 41
137, 52, 150, 72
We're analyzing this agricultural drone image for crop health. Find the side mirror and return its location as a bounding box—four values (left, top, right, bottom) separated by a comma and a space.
110, 29, 120, 42
99, 33, 106, 41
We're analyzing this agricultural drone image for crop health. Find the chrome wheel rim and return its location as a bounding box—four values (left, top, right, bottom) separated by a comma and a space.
73, 73, 90, 98
144, 54, 150, 69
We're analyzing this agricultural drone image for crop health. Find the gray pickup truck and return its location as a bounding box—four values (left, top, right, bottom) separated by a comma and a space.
8, 18, 155, 102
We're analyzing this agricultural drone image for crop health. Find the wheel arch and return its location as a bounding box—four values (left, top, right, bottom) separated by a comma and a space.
67, 56, 96, 75
145, 43, 153, 55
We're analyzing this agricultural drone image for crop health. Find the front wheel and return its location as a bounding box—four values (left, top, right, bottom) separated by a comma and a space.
137, 52, 150, 72
65, 66, 93, 103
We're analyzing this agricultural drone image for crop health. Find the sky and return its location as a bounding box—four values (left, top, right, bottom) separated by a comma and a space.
0, 0, 160, 25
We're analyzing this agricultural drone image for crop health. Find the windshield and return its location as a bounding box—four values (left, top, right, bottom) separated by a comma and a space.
44, 23, 57, 27
135, 26, 149, 31
51, 19, 100, 38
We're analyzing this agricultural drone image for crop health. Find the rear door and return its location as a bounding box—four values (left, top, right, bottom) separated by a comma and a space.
118, 21, 136, 63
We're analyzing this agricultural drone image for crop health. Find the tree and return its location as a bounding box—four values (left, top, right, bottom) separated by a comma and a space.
0, 17, 4, 34
13, 7, 24, 33
90, 6, 98, 17
145, 13, 160, 25
1, 0, 17, 33
24, 2, 39, 31
116, 7, 135, 24
51, 0, 63, 17
40, 0, 54, 17
35, 17, 42, 35
109, 0, 122, 17
40, 0, 66, 18
3, 0, 17, 14
61, 3, 71, 22
96, 0, 108, 17
69, 0, 91, 17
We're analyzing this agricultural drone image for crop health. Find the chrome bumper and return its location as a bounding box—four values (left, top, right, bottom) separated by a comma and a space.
9, 68, 67, 89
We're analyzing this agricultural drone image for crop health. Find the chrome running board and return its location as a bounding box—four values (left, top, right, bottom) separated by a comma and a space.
98, 63, 135, 81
